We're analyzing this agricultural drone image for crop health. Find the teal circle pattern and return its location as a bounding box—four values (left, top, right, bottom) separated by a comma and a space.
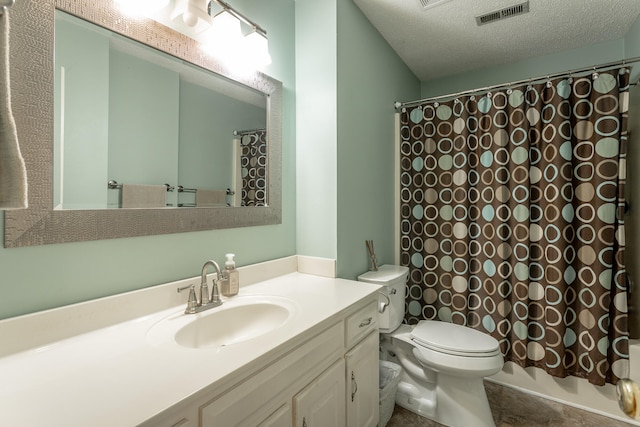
399, 70, 629, 386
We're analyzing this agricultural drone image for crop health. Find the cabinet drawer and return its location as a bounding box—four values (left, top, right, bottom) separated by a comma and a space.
200, 322, 343, 426
345, 301, 378, 348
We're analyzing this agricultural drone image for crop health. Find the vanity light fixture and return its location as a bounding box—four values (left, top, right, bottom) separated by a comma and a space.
204, 8, 243, 58
115, 0, 271, 71
244, 28, 272, 68
204, 0, 271, 71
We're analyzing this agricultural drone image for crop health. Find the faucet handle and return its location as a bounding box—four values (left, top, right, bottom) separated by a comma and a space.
177, 284, 198, 314
210, 278, 221, 304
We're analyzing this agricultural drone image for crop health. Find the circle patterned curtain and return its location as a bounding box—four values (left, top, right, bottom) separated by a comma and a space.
241, 130, 267, 206
399, 69, 631, 386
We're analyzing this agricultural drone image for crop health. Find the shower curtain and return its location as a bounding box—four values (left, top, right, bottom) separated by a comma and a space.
240, 129, 267, 206
399, 69, 631, 385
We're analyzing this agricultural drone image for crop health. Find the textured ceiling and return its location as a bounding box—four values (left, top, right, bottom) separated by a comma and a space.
352, 0, 640, 81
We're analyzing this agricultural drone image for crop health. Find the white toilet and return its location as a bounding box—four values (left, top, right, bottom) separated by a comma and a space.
358, 265, 504, 427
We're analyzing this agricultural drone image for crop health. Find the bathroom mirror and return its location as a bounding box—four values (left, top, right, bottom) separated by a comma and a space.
54, 11, 267, 210
4, 0, 282, 247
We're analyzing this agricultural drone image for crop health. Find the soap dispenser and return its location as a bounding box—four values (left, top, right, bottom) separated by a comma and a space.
220, 253, 239, 297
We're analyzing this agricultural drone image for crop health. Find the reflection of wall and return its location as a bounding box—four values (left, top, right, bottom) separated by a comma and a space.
109, 50, 180, 207
177, 80, 265, 206
54, 15, 109, 210
56, 13, 266, 210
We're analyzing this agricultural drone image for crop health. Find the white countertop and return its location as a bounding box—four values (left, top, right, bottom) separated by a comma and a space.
0, 263, 379, 426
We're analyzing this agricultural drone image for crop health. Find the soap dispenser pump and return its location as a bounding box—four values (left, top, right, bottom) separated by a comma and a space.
220, 253, 239, 297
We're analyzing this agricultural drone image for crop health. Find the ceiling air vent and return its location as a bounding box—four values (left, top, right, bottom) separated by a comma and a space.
476, 1, 530, 26
417, 0, 453, 10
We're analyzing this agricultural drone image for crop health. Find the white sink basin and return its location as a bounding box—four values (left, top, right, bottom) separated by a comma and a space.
147, 296, 298, 349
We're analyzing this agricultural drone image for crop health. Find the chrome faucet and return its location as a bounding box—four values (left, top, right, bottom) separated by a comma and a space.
177, 260, 225, 314
201, 260, 224, 306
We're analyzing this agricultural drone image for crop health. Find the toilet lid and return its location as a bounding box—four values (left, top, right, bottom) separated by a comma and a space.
357, 265, 409, 284
411, 320, 500, 357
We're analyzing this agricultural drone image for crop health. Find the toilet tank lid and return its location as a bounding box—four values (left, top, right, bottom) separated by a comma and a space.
411, 320, 500, 354
357, 265, 409, 284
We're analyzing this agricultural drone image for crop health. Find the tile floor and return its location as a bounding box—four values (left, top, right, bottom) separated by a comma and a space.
385, 381, 636, 427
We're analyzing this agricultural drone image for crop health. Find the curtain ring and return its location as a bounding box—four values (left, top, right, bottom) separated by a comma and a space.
592, 72, 599, 80
470, 95, 476, 101
433, 101, 439, 108
486, 92, 492, 98
506, 88, 513, 95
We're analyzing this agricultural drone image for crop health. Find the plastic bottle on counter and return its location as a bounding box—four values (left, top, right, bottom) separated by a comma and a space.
220, 253, 239, 297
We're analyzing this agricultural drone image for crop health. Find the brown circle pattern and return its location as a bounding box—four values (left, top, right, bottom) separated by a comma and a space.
399, 70, 631, 386
240, 130, 267, 206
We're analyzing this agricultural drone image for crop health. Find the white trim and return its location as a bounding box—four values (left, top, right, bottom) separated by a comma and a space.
297, 255, 336, 278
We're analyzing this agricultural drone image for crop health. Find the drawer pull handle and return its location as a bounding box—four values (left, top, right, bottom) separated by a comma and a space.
359, 317, 372, 328
351, 371, 358, 402
303, 417, 307, 427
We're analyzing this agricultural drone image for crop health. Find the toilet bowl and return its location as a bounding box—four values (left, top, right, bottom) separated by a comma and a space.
358, 265, 504, 427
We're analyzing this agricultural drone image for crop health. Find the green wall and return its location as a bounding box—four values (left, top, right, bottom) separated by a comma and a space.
335, 0, 420, 279
0, 0, 296, 320
625, 15, 640, 80
5, 1, 640, 320
295, 0, 338, 259
295, 0, 420, 276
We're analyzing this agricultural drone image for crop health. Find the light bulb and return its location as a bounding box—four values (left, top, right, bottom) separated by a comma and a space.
169, 0, 212, 32
244, 30, 271, 69
203, 10, 243, 59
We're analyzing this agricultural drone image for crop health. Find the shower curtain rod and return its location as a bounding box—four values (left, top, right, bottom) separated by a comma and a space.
233, 128, 266, 136
0, 0, 15, 16
394, 56, 640, 110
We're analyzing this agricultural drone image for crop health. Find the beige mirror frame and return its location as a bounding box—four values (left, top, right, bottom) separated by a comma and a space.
4, 0, 282, 248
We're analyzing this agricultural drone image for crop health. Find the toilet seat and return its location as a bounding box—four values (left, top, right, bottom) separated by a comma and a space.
410, 320, 501, 358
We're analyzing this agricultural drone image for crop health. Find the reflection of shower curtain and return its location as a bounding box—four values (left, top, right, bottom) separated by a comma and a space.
399, 69, 630, 386
240, 129, 267, 206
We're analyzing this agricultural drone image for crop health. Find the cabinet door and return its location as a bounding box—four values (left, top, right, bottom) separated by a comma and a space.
258, 403, 291, 427
294, 359, 346, 427
168, 418, 196, 427
346, 331, 379, 427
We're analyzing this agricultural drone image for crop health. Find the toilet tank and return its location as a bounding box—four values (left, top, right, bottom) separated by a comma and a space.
357, 265, 408, 333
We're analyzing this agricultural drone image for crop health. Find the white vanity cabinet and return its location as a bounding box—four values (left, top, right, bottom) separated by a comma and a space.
198, 322, 344, 427
142, 321, 344, 427
344, 302, 380, 427
0, 261, 384, 427
293, 359, 346, 427
346, 331, 379, 427
144, 296, 379, 427
258, 403, 292, 427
